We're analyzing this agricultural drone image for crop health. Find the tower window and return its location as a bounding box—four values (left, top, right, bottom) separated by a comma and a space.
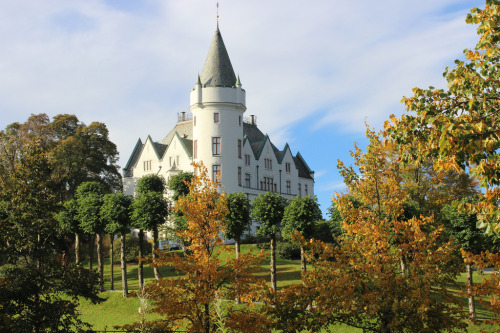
238, 139, 242, 159
239, 116, 242, 126
212, 165, 221, 183
212, 137, 221, 156
214, 112, 220, 123
194, 116, 196, 126
194, 140, 197, 159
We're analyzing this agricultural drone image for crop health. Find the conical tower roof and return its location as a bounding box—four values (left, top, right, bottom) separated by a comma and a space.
200, 28, 237, 87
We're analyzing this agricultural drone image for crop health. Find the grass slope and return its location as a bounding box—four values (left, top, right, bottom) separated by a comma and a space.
78, 244, 499, 332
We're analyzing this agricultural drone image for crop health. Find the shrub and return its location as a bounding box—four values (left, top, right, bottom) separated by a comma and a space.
112, 234, 152, 263
276, 242, 301, 260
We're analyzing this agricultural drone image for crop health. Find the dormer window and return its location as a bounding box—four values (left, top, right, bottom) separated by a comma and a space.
285, 162, 291, 173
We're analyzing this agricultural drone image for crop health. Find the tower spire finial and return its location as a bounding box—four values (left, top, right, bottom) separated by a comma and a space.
216, 2, 219, 29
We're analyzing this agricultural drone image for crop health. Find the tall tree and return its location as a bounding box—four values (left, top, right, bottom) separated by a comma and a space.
57, 199, 82, 263
251, 192, 287, 292
282, 129, 466, 332
385, 0, 500, 235
442, 199, 500, 320
0, 116, 102, 332
132, 174, 169, 282
101, 192, 133, 297
76, 182, 106, 292
125, 163, 266, 333
282, 195, 322, 272
224, 192, 252, 259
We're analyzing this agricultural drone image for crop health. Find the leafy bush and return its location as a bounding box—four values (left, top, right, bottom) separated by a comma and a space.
276, 242, 301, 260
112, 234, 152, 263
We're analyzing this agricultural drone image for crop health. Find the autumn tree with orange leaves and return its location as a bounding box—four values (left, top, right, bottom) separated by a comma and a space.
265, 129, 467, 333
126, 162, 268, 333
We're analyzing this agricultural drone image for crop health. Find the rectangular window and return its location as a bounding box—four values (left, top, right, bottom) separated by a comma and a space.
245, 154, 251, 166
212, 165, 221, 183
245, 173, 251, 187
238, 139, 242, 159
194, 140, 197, 159
285, 162, 291, 173
194, 116, 196, 126
238, 167, 242, 186
264, 158, 272, 170
214, 112, 220, 123
212, 137, 221, 156
143, 160, 151, 171
286, 180, 291, 194
169, 157, 172, 167
305, 184, 308, 196
298, 183, 302, 197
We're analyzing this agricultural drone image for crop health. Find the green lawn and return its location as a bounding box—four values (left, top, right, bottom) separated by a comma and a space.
77, 244, 500, 332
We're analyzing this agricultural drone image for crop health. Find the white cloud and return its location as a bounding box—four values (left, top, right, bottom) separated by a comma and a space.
0, 0, 483, 170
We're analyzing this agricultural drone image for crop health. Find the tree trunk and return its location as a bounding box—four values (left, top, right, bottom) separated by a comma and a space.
300, 245, 307, 273
399, 249, 406, 277
75, 232, 80, 264
466, 261, 476, 320
235, 239, 241, 304
89, 234, 95, 270
121, 233, 128, 297
153, 227, 161, 280
96, 233, 104, 292
204, 303, 210, 333
110, 234, 114, 291
235, 239, 240, 260
138, 229, 144, 290
270, 235, 277, 292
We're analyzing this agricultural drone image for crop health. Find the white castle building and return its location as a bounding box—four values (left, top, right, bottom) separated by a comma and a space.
122, 26, 314, 204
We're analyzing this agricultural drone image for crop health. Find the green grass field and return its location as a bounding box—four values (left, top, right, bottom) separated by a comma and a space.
78, 244, 500, 332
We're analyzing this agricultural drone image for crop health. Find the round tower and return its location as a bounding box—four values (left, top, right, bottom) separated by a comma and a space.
190, 27, 246, 193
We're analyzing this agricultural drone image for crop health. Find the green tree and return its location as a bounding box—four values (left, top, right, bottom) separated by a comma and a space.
282, 195, 322, 272
251, 192, 287, 291
442, 199, 500, 320
76, 182, 106, 291
131, 174, 169, 285
167, 171, 194, 201
167, 171, 194, 240
225, 192, 252, 259
101, 192, 133, 297
385, 0, 500, 235
57, 198, 82, 263
0, 116, 102, 332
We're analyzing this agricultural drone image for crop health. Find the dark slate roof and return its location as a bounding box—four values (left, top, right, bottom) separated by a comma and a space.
293, 153, 314, 180
160, 120, 193, 145
181, 137, 193, 157
123, 139, 144, 177
154, 142, 168, 159
200, 28, 237, 87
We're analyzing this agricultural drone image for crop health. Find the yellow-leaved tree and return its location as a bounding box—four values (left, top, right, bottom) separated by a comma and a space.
265, 129, 467, 332
124, 162, 268, 333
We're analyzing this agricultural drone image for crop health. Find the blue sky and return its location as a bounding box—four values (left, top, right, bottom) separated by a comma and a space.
0, 0, 483, 216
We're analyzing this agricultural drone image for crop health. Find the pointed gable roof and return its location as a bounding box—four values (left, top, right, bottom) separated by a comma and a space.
200, 28, 237, 87
123, 138, 144, 177
293, 152, 314, 180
